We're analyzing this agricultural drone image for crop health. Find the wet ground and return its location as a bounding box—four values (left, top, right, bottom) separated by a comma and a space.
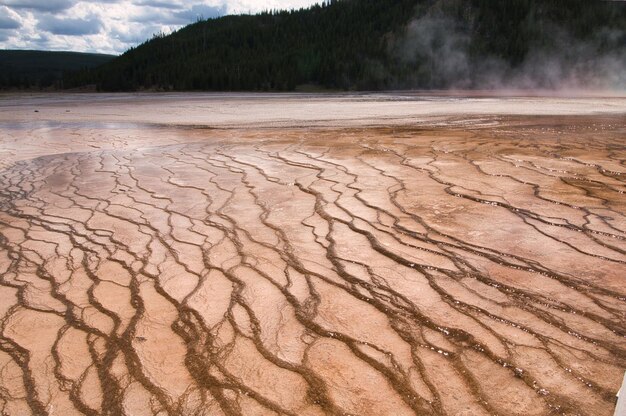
0, 94, 625, 415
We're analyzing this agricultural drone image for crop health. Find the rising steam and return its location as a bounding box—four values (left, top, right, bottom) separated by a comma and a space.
391, 13, 626, 91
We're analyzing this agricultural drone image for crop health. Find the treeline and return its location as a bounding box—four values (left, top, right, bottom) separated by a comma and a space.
65, 0, 625, 91
0, 50, 115, 90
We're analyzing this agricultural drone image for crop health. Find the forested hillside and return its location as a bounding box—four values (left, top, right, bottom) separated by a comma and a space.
0, 50, 115, 89
65, 0, 625, 91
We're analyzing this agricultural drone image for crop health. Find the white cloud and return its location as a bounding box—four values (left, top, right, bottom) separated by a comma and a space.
0, 0, 321, 54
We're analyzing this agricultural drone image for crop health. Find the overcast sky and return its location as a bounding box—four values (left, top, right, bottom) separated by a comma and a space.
0, 0, 320, 54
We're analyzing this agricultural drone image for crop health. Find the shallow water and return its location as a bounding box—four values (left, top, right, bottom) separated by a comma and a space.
0, 94, 625, 415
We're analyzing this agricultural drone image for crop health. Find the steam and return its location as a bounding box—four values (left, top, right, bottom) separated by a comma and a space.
396, 16, 471, 89
392, 14, 626, 91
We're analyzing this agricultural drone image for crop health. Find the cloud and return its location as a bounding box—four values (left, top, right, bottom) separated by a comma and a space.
0, 0, 321, 54
1, 0, 75, 12
37, 14, 103, 35
134, 0, 184, 9
0, 29, 12, 41
110, 23, 163, 44
174, 3, 225, 22
133, 3, 225, 24
0, 7, 21, 29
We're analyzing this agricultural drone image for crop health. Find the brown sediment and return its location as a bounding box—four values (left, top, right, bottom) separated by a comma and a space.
0, 95, 625, 416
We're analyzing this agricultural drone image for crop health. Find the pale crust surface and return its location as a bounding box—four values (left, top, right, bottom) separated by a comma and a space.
0, 93, 624, 415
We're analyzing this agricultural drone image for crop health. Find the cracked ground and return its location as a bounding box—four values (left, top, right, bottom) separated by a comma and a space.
0, 94, 625, 416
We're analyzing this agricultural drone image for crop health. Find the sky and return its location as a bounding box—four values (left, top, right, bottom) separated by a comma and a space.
0, 0, 320, 54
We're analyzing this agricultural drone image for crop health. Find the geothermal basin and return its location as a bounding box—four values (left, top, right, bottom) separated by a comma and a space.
0, 93, 625, 416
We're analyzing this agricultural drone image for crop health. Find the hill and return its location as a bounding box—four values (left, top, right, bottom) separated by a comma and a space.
0, 50, 116, 90
65, 0, 625, 91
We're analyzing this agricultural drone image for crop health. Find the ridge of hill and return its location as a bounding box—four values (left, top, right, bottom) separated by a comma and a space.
65, 0, 625, 91
0, 50, 116, 90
